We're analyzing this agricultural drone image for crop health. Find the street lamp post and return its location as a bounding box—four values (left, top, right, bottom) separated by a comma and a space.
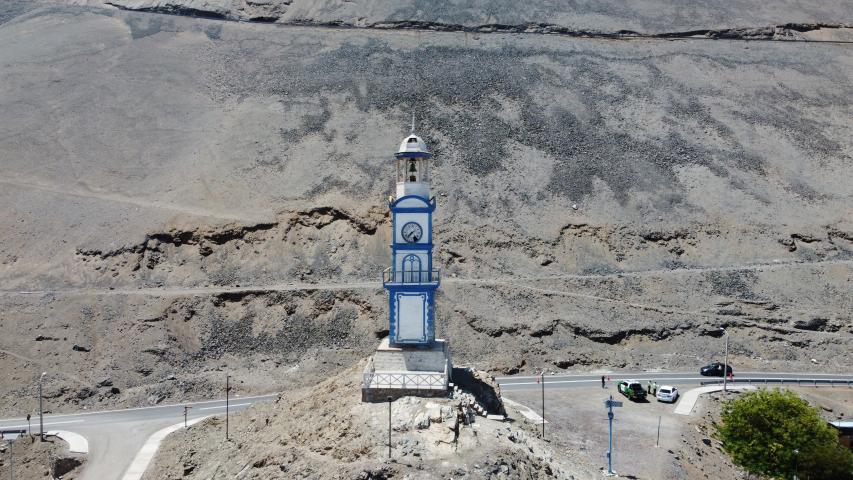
1, 435, 13, 480
38, 372, 46, 441
387, 397, 393, 459
225, 374, 230, 441
540, 372, 546, 439
8, 436, 13, 480
721, 328, 729, 392
793, 448, 799, 480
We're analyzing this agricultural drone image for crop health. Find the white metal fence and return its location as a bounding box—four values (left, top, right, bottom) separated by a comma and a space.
362, 357, 449, 391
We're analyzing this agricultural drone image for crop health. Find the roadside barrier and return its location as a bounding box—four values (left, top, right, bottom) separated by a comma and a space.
699, 378, 853, 387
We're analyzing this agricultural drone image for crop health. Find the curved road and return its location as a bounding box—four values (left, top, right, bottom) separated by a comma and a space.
1, 372, 851, 479
0, 394, 278, 480
497, 371, 853, 391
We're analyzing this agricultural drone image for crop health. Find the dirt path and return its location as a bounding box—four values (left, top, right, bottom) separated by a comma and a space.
0, 177, 273, 223
1, 258, 850, 298
0, 349, 88, 386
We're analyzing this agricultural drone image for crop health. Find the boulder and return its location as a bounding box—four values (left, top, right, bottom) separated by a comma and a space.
793, 317, 828, 331
451, 367, 506, 416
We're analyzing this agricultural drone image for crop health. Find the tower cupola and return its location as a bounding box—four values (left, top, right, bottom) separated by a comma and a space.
394, 134, 432, 199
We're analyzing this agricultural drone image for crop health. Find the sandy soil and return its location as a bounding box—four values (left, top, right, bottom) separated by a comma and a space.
143, 363, 600, 479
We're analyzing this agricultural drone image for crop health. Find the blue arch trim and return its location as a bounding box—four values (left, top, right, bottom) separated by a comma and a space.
390, 195, 436, 211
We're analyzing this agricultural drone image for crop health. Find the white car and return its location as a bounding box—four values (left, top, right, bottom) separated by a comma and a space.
656, 385, 679, 403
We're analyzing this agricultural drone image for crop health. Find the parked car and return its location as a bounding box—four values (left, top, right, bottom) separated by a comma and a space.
617, 380, 647, 401
656, 385, 679, 403
700, 362, 733, 377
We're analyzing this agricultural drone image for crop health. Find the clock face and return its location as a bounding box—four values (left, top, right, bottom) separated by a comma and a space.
401, 222, 423, 243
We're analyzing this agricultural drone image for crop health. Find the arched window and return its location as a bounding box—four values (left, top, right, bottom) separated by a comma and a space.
402, 254, 422, 283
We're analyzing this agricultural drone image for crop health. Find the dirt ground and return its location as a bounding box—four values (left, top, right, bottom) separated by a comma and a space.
143, 363, 601, 479
0, 434, 84, 480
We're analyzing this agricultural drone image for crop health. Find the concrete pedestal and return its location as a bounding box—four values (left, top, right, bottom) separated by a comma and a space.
362, 338, 452, 402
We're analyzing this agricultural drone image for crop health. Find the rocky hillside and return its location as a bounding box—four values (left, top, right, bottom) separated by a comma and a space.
141, 363, 595, 479
0, 1, 851, 415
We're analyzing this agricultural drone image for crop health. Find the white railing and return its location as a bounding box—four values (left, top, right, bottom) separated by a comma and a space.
362, 358, 449, 391
382, 268, 441, 285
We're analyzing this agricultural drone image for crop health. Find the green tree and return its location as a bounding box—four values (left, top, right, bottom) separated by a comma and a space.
716, 388, 853, 479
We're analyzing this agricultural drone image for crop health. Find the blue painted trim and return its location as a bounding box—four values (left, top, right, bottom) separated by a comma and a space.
391, 243, 433, 252
429, 210, 434, 271
388, 290, 436, 345
385, 283, 439, 293
394, 152, 432, 158
390, 195, 436, 212
393, 207, 433, 213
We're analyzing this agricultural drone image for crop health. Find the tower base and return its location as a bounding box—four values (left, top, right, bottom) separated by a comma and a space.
361, 337, 452, 402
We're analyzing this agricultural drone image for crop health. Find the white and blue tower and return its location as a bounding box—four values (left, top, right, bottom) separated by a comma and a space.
383, 131, 440, 345
362, 125, 451, 402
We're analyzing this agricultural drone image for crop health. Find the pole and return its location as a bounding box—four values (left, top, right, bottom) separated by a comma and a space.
38, 372, 45, 442
722, 328, 729, 392
656, 415, 661, 447
541, 373, 546, 439
6, 437, 12, 480
387, 397, 392, 459
225, 374, 230, 441
607, 395, 614, 475
793, 449, 799, 480
183, 406, 191, 429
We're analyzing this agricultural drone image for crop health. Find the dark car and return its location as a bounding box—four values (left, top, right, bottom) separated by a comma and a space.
700, 362, 733, 377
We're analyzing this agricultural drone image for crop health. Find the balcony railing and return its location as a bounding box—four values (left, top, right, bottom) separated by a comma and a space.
382, 268, 441, 285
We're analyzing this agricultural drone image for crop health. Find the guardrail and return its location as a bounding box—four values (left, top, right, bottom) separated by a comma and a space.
382, 268, 441, 285
700, 378, 853, 387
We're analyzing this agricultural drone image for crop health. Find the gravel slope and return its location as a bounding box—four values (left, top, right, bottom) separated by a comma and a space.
0, 4, 851, 419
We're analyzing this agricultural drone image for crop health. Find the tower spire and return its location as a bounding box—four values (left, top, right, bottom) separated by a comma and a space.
411, 112, 416, 134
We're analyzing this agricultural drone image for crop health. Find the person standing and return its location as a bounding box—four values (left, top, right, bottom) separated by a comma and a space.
601, 375, 606, 388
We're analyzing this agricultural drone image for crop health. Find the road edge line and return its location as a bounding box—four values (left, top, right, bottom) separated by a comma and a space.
46, 430, 88, 454
120, 416, 211, 480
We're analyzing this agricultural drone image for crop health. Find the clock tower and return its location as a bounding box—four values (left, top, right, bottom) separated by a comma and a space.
383, 132, 439, 345
363, 124, 451, 402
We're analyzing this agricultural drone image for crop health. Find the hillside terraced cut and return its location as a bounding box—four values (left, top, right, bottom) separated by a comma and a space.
0, 0, 851, 423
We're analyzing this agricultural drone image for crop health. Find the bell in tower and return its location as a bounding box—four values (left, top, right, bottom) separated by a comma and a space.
408, 159, 417, 182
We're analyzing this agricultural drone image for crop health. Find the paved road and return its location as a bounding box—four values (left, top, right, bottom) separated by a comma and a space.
497, 371, 853, 391
0, 393, 278, 480
1, 371, 851, 479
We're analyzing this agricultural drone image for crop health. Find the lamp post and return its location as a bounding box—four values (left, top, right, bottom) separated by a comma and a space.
793, 448, 799, 480
225, 374, 230, 441
38, 372, 46, 441
1, 435, 12, 480
387, 397, 393, 459
721, 328, 729, 392
540, 372, 546, 439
